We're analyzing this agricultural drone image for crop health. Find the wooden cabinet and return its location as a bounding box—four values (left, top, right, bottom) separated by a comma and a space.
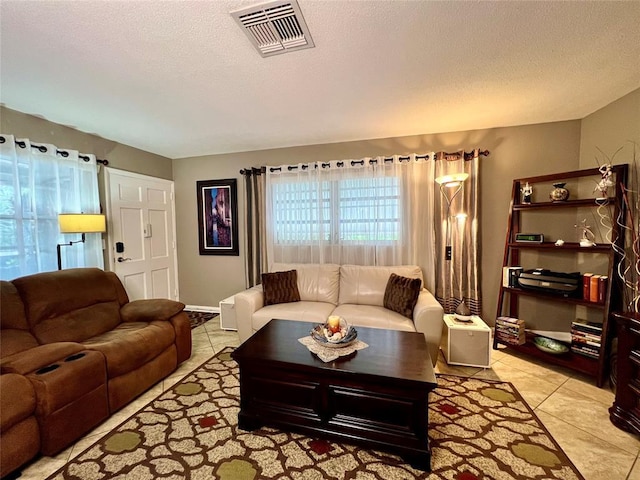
610, 312, 640, 433
494, 166, 627, 387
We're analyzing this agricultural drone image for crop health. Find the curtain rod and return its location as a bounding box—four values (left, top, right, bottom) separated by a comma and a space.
239, 150, 489, 175
0, 136, 109, 166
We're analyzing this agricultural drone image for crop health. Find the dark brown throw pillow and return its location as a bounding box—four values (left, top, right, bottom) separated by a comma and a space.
262, 270, 301, 306
383, 273, 422, 319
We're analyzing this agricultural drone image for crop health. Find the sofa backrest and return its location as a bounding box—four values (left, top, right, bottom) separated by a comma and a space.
270, 263, 340, 305
0, 281, 39, 357
12, 268, 125, 344
338, 265, 424, 307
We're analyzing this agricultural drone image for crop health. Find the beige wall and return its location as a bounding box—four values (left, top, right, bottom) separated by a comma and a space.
1, 107, 173, 180
579, 88, 640, 170
173, 121, 582, 321
10, 89, 638, 323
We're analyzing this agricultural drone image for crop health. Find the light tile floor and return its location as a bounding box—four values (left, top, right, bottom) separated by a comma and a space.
15, 321, 640, 480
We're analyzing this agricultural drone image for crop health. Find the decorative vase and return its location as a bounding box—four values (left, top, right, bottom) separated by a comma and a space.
455, 301, 471, 316
550, 182, 569, 202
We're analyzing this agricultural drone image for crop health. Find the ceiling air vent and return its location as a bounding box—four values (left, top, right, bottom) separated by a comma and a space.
231, 0, 315, 57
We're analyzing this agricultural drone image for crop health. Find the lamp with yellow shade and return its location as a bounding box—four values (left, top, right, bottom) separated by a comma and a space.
57, 213, 106, 270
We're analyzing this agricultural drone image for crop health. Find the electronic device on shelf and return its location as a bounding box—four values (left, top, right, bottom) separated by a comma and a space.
517, 268, 581, 296
515, 233, 544, 243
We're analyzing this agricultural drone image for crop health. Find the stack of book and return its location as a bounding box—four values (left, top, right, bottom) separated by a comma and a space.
495, 316, 526, 345
570, 320, 602, 359
581, 273, 608, 303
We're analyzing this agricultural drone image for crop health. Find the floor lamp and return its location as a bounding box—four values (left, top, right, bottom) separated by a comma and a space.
57, 213, 106, 270
435, 173, 469, 261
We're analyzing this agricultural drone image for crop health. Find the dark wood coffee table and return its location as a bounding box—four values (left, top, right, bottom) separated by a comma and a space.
231, 319, 437, 470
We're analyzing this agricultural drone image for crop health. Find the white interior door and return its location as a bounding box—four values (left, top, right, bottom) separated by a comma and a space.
105, 168, 178, 301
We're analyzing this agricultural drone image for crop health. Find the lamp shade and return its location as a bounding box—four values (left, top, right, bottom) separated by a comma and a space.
58, 214, 106, 233
435, 173, 469, 186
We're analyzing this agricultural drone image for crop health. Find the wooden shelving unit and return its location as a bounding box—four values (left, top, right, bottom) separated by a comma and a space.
494, 165, 628, 387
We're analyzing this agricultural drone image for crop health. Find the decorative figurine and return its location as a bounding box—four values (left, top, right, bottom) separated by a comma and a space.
521, 182, 533, 204
555, 239, 565, 246
594, 164, 613, 200
575, 219, 596, 247
550, 182, 570, 202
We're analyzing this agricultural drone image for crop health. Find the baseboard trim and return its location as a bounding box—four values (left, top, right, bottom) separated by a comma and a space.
185, 305, 220, 314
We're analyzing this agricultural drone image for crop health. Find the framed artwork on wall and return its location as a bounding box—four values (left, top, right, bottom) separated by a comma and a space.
196, 178, 239, 256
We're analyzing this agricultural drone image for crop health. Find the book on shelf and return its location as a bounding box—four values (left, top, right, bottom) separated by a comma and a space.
570, 328, 602, 339
581, 274, 607, 303
495, 316, 526, 345
589, 274, 600, 302
496, 333, 526, 345
571, 319, 603, 334
582, 273, 593, 300
496, 328, 526, 340
571, 344, 600, 359
495, 320, 525, 332
570, 331, 602, 345
571, 338, 601, 350
598, 276, 608, 304
496, 316, 525, 325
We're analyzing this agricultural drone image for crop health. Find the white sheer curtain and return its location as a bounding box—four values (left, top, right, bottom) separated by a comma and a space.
265, 154, 437, 292
0, 135, 103, 280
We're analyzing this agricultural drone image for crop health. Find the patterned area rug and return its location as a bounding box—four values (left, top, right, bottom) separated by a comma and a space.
185, 310, 218, 330
46, 348, 584, 480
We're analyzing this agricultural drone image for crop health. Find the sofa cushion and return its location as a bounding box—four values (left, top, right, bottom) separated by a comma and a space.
271, 263, 340, 305
0, 373, 36, 430
383, 273, 422, 319
32, 302, 122, 344
0, 281, 38, 359
0, 329, 39, 359
262, 270, 301, 306
13, 268, 123, 343
338, 265, 424, 307
331, 304, 416, 332
251, 301, 335, 333
0, 281, 29, 330
82, 321, 176, 378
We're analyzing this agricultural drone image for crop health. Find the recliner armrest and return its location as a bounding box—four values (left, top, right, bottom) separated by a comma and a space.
235, 285, 264, 343
0, 342, 85, 375
120, 299, 185, 323
412, 289, 444, 367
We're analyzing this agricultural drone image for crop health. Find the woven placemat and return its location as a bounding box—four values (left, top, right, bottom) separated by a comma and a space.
298, 335, 369, 362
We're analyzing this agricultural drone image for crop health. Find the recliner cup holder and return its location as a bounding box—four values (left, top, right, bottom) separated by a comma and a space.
65, 353, 86, 362
35, 364, 60, 375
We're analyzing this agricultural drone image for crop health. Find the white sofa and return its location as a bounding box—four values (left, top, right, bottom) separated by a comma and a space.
234, 263, 444, 366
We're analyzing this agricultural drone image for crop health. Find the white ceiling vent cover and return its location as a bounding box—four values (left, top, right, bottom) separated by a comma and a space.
231, 0, 315, 57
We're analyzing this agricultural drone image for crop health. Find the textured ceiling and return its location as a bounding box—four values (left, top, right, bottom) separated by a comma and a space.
1, 1, 639, 160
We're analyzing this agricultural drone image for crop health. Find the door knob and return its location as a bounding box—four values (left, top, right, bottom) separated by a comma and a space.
117, 257, 132, 263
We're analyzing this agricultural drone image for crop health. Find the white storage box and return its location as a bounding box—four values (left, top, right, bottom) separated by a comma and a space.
442, 314, 492, 368
219, 295, 237, 331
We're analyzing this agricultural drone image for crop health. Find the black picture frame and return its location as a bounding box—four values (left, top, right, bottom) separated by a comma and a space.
196, 179, 239, 256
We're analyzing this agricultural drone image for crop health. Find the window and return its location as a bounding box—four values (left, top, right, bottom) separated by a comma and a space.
0, 136, 102, 280
271, 176, 400, 245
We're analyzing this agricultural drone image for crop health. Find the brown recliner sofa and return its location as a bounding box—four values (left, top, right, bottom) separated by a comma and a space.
0, 268, 192, 478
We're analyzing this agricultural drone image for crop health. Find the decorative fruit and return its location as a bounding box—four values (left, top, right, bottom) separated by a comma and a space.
327, 315, 341, 334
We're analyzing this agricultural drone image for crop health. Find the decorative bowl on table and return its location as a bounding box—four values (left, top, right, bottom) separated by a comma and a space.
310, 317, 358, 348
533, 336, 569, 355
